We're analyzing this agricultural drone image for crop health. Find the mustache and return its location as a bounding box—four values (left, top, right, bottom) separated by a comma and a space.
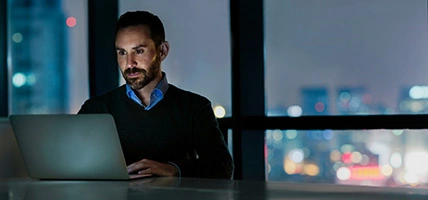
124, 68, 146, 76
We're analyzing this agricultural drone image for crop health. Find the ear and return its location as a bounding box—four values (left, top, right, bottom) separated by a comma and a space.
159, 41, 170, 61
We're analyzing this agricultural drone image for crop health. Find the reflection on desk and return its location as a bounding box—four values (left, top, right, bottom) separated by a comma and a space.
2, 177, 428, 200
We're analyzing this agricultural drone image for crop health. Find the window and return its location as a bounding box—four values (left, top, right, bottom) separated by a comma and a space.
8, 0, 88, 114
264, 0, 428, 187
265, 0, 428, 116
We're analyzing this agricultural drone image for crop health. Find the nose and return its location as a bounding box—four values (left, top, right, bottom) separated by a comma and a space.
126, 54, 137, 68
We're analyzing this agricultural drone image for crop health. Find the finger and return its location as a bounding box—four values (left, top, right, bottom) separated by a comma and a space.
127, 162, 145, 173
127, 160, 149, 173
140, 158, 157, 165
127, 162, 136, 172
142, 163, 171, 176
138, 167, 153, 175
127, 159, 145, 169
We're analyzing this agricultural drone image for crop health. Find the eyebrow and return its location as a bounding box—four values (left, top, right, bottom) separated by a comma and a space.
116, 44, 147, 51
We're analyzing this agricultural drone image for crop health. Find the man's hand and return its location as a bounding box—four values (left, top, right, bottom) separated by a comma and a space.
127, 159, 178, 177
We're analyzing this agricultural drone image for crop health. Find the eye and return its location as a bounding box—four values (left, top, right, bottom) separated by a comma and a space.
135, 49, 144, 54
117, 50, 126, 56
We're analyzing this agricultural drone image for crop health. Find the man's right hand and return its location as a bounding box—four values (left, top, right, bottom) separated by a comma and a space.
127, 158, 178, 177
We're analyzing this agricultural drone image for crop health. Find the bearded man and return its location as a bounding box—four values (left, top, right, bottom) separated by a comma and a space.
78, 10, 233, 179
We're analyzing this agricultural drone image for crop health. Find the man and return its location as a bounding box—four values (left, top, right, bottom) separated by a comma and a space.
78, 10, 233, 179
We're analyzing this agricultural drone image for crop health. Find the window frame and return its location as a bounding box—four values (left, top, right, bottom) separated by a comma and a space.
0, 0, 7, 116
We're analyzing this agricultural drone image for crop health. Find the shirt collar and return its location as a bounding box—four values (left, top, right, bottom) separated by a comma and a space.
125, 72, 169, 109
156, 71, 169, 94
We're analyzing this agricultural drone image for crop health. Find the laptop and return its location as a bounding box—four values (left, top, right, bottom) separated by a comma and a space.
9, 114, 151, 180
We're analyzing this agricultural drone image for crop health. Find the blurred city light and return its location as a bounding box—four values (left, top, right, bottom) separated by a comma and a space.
349, 99, 360, 111
405, 152, 428, 174
330, 150, 341, 162
12, 73, 26, 88
348, 166, 384, 180
66, 16, 77, 27
289, 149, 304, 163
409, 101, 425, 112
272, 129, 283, 142
303, 163, 319, 176
339, 92, 351, 102
287, 105, 302, 117
404, 172, 419, 185
302, 148, 310, 158
409, 85, 428, 99
267, 128, 428, 187
333, 161, 344, 171
285, 130, 297, 139
342, 152, 352, 164
323, 129, 333, 140
381, 165, 393, 176
350, 151, 362, 163
337, 167, 351, 180
26, 73, 36, 85
284, 157, 299, 175
360, 154, 370, 166
392, 130, 403, 136
213, 105, 226, 118
314, 102, 325, 112
399, 101, 410, 111
390, 152, 402, 168
12, 32, 23, 43
340, 144, 354, 153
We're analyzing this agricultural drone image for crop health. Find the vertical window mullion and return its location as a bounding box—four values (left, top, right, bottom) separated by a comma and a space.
0, 0, 8, 117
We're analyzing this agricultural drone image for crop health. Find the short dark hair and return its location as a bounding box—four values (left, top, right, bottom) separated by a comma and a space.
116, 11, 165, 48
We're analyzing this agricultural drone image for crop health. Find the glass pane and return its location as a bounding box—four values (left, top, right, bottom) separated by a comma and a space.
8, 0, 88, 114
265, 0, 428, 116
119, 0, 231, 117
266, 129, 428, 188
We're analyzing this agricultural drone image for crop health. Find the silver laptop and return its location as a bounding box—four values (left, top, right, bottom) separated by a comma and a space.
9, 114, 150, 180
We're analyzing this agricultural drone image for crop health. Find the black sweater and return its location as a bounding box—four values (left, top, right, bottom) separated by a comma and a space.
78, 84, 233, 179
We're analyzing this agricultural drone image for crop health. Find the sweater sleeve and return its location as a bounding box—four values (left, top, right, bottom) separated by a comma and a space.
172, 98, 234, 179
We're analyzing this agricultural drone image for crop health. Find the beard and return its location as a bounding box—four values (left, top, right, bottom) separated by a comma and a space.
122, 57, 161, 90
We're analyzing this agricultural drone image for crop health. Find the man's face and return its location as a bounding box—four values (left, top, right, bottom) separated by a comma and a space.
115, 25, 161, 90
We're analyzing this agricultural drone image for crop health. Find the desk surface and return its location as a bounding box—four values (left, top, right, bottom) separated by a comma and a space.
1, 177, 428, 200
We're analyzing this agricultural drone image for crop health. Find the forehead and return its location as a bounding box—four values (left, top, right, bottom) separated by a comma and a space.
115, 25, 154, 46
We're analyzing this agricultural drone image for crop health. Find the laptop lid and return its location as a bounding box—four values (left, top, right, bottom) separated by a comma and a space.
0, 117, 28, 179
9, 114, 148, 180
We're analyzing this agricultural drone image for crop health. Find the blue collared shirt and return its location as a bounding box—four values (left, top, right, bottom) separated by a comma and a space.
125, 72, 169, 110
